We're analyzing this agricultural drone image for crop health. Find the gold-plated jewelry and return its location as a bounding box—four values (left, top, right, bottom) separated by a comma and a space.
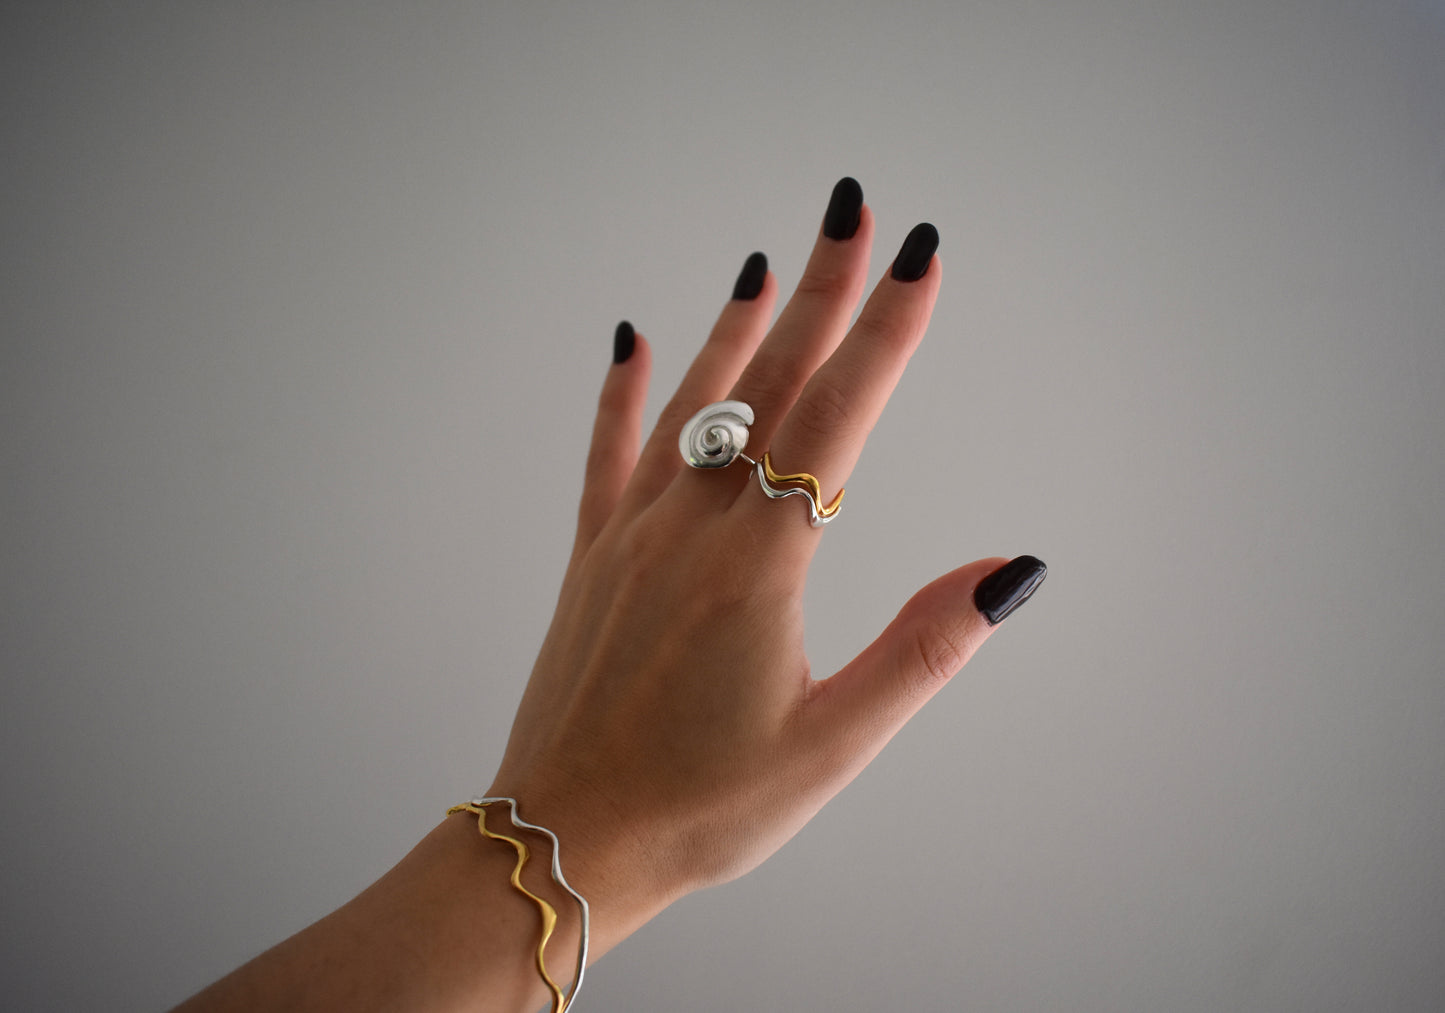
758, 451, 845, 527
447, 801, 567, 1012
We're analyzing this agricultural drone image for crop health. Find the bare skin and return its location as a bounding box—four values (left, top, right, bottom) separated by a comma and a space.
174, 182, 1042, 1012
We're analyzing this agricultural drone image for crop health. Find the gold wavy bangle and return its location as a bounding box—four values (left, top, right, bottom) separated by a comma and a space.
447, 801, 567, 1012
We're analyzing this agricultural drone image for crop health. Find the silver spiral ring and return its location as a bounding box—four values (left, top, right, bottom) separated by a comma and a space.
679, 400, 754, 469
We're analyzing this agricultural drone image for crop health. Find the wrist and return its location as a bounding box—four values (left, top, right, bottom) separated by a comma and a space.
479, 783, 682, 960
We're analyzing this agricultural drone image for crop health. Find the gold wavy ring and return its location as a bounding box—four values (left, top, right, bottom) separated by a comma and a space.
757, 451, 845, 527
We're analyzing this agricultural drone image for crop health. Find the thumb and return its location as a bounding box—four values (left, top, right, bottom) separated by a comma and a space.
805, 555, 1047, 769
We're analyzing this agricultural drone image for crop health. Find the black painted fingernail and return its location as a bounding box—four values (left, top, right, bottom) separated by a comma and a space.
732, 251, 768, 300
891, 223, 939, 281
613, 320, 635, 364
974, 555, 1047, 625
823, 176, 864, 240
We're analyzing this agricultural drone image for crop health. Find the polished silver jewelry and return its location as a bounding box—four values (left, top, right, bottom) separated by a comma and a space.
678, 400, 753, 468
679, 400, 844, 528
450, 796, 590, 1011
755, 451, 844, 527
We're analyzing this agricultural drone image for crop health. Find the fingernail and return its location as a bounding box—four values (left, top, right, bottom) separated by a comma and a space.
732, 251, 768, 300
823, 176, 864, 240
890, 223, 939, 282
974, 555, 1047, 625
613, 320, 635, 364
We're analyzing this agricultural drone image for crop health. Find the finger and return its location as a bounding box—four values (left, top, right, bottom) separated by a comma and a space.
722, 177, 873, 458
735, 223, 940, 542
575, 323, 652, 553
801, 555, 1048, 774
617, 252, 777, 514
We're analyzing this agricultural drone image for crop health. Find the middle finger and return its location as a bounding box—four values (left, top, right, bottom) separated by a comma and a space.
722, 176, 874, 456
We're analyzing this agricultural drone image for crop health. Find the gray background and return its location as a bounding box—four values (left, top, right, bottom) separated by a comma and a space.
3, 2, 1443, 1010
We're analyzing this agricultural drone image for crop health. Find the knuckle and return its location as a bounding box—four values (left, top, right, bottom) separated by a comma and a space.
735, 353, 798, 409
791, 373, 858, 443
792, 264, 856, 304
654, 401, 692, 442
848, 309, 909, 356
611, 525, 671, 595
911, 622, 967, 689
612, 516, 661, 568
653, 393, 712, 448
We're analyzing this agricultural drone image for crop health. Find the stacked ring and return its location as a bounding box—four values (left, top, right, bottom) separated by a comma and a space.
755, 451, 844, 527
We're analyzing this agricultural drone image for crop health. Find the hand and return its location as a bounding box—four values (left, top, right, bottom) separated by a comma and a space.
485, 177, 1047, 954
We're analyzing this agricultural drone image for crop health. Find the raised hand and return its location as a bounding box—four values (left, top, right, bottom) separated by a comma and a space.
487, 177, 1047, 957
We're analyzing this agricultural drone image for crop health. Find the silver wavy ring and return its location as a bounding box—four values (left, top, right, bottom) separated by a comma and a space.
679, 400, 844, 528
754, 451, 845, 527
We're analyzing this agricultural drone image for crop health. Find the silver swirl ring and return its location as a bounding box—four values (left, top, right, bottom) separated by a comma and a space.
679, 400, 754, 469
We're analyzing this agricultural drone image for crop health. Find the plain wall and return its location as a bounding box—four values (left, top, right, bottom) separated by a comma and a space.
3, 2, 1444, 1010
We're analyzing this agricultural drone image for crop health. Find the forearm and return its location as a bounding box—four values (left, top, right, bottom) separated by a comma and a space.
173, 813, 576, 1013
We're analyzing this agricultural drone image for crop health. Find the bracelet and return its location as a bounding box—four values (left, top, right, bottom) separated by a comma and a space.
447, 797, 589, 1012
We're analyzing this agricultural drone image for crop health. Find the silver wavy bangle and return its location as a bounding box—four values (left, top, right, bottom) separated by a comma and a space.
448, 796, 590, 1011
